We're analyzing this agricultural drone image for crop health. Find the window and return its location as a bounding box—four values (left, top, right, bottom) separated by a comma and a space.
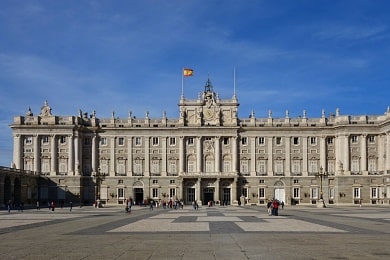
223, 137, 229, 145
293, 187, 300, 198
351, 158, 360, 173
100, 137, 107, 145
310, 137, 317, 145
293, 179, 299, 184
152, 137, 159, 146
258, 137, 265, 145
368, 158, 377, 173
327, 137, 334, 144
327, 160, 335, 175
371, 187, 378, 198
152, 188, 158, 198
42, 136, 49, 145
169, 137, 176, 146
368, 136, 375, 143
134, 159, 143, 175
354, 187, 361, 199
118, 137, 124, 146
240, 160, 249, 174
168, 160, 177, 174
259, 188, 265, 198
241, 137, 248, 145
118, 188, 124, 199
151, 160, 160, 174
292, 160, 301, 174
187, 137, 194, 145
169, 188, 176, 198
135, 137, 142, 146
60, 136, 67, 144
275, 160, 284, 174
311, 188, 318, 199
205, 160, 213, 172
293, 137, 299, 145
152, 179, 158, 184
117, 162, 125, 175
223, 161, 230, 172
309, 160, 318, 173
84, 138, 90, 145
25, 136, 32, 145
240, 187, 248, 198
329, 187, 335, 199
351, 135, 358, 143
259, 179, 265, 184
187, 160, 195, 173
170, 180, 176, 184
276, 137, 282, 145
257, 160, 266, 174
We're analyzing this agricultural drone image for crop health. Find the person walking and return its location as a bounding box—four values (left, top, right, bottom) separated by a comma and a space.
36, 201, 40, 210
267, 201, 272, 216
69, 201, 73, 212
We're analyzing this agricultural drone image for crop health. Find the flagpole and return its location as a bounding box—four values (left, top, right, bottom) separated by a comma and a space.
181, 68, 184, 98
233, 66, 237, 98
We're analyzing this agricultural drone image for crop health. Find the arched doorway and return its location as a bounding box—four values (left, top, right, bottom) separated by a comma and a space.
133, 180, 144, 205
274, 180, 285, 203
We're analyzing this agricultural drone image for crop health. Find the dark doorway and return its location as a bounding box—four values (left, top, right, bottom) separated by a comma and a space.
134, 188, 143, 205
203, 187, 214, 205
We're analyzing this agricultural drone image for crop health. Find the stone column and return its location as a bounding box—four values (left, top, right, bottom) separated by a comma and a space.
386, 133, 390, 172
320, 136, 326, 170
91, 135, 97, 174
232, 137, 238, 173
68, 134, 74, 175
302, 136, 308, 176
214, 137, 220, 173
250, 137, 256, 175
162, 137, 167, 176
343, 135, 350, 172
360, 134, 367, 174
196, 177, 202, 204
33, 135, 40, 173
110, 137, 115, 176
196, 137, 202, 173
144, 137, 150, 176
232, 177, 237, 204
215, 178, 220, 202
128, 137, 133, 175
74, 133, 80, 175
285, 136, 291, 176
50, 135, 57, 176
179, 136, 184, 174
267, 137, 273, 175
13, 134, 22, 169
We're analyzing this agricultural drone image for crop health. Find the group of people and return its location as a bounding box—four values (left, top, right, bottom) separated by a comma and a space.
267, 199, 284, 216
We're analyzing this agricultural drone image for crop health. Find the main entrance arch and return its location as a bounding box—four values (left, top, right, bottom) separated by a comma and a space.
274, 180, 285, 203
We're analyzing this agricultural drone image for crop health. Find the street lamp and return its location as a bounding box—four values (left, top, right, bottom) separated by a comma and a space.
316, 166, 328, 208
93, 168, 105, 207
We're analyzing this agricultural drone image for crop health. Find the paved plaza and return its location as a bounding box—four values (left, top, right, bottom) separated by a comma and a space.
0, 205, 389, 259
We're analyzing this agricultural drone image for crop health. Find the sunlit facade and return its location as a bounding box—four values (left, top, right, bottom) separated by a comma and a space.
10, 79, 390, 206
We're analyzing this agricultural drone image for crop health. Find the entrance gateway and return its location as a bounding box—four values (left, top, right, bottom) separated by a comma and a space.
274, 180, 285, 203
183, 179, 233, 205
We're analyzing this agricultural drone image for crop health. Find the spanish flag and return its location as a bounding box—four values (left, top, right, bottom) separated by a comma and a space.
183, 68, 194, 77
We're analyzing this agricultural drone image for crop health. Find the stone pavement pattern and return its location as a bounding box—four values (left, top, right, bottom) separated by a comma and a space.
0, 205, 389, 259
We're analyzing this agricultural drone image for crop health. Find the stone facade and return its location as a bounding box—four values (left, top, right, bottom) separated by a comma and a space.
9, 79, 390, 206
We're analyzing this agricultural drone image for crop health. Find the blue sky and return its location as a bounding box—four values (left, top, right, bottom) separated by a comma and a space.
1, 0, 390, 167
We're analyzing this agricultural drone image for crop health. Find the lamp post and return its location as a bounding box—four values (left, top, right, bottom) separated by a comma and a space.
316, 166, 328, 208
93, 168, 105, 208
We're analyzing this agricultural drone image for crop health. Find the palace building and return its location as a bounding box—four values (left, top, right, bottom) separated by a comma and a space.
9, 78, 390, 206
